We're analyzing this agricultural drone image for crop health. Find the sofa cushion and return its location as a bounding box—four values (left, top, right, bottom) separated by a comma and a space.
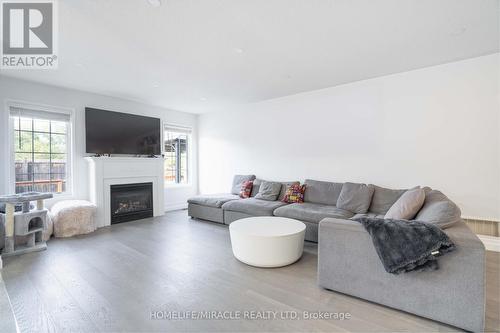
336, 182, 375, 214
231, 175, 256, 195
255, 181, 282, 201
384, 187, 425, 220
222, 198, 288, 216
368, 185, 407, 215
188, 194, 240, 208
251, 180, 298, 199
251, 178, 263, 197
415, 190, 461, 229
274, 202, 354, 224
304, 179, 344, 205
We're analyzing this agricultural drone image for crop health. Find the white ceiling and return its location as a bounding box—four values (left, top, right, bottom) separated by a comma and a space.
1, 0, 498, 114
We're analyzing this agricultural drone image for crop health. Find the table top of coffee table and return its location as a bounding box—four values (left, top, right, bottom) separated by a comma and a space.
229, 216, 306, 237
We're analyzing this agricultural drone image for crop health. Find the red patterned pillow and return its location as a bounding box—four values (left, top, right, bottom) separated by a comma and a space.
282, 184, 306, 203
239, 180, 254, 198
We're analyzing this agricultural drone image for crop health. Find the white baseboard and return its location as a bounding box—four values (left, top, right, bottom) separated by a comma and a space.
478, 235, 500, 252
164, 203, 188, 212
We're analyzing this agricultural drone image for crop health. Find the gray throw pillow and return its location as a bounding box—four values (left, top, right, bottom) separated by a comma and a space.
255, 181, 282, 201
336, 182, 375, 214
231, 175, 256, 195
384, 187, 425, 220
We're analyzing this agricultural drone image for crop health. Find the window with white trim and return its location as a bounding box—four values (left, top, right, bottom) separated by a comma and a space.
10, 106, 72, 194
164, 124, 191, 185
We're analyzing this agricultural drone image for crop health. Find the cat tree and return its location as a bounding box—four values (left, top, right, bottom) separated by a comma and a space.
0, 192, 53, 267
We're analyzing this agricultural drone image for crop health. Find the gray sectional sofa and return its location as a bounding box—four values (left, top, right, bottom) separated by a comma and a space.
189, 177, 359, 242
187, 175, 485, 332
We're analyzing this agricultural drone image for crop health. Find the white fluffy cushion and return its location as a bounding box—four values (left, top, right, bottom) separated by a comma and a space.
385, 187, 425, 220
51, 200, 97, 238
42, 212, 53, 241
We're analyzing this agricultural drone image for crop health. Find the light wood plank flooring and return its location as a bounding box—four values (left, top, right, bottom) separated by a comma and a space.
1, 210, 499, 332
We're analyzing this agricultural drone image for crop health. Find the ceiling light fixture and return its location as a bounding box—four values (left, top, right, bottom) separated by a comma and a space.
200, 97, 207, 101
234, 48, 244, 54
147, 0, 161, 7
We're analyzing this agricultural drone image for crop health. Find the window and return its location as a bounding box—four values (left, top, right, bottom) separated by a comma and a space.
164, 125, 191, 185
10, 106, 71, 194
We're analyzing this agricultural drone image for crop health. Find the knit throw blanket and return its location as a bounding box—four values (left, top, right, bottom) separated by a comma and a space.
354, 217, 456, 274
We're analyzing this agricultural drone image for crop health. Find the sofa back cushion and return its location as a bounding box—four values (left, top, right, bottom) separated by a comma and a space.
231, 175, 256, 195
251, 178, 263, 197
255, 181, 282, 201
368, 185, 407, 215
304, 179, 344, 205
415, 189, 461, 229
336, 182, 375, 214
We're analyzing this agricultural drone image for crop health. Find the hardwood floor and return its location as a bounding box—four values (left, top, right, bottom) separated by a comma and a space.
1, 210, 499, 333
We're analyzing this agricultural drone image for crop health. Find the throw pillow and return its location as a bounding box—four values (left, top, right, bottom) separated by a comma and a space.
255, 181, 282, 201
278, 181, 300, 201
239, 180, 254, 198
385, 187, 426, 220
336, 182, 375, 214
282, 184, 306, 203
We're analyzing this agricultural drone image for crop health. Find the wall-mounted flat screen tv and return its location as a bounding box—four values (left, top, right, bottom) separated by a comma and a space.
85, 107, 161, 155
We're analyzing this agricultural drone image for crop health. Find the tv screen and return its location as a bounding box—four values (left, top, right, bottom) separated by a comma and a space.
85, 108, 161, 155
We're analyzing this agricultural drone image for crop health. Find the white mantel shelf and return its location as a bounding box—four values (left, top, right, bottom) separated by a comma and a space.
85, 157, 165, 228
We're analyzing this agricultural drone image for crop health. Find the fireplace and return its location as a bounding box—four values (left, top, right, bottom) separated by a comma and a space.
110, 182, 153, 224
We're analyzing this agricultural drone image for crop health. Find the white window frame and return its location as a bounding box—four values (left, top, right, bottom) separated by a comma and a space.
163, 123, 192, 188
6, 100, 75, 197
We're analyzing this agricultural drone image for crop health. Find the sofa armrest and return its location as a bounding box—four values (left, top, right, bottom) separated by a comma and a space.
318, 218, 485, 332
319, 217, 485, 252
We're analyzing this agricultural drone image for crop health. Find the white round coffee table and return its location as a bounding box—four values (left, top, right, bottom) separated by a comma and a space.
229, 216, 306, 268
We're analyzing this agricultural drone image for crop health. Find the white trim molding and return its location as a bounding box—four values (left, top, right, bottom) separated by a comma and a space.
164, 203, 188, 212
478, 235, 500, 252
4, 99, 75, 197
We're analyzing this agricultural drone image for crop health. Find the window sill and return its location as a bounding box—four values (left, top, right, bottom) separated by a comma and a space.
164, 183, 193, 189
46, 192, 74, 201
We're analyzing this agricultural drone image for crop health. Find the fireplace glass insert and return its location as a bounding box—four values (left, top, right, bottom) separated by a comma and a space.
110, 182, 153, 224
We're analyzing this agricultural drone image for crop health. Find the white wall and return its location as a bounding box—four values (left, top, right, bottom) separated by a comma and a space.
199, 54, 500, 221
0, 76, 198, 211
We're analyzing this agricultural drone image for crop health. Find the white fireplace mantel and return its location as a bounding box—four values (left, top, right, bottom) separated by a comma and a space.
85, 157, 165, 228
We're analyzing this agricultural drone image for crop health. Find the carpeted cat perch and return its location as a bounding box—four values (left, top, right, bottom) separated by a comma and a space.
0, 192, 53, 264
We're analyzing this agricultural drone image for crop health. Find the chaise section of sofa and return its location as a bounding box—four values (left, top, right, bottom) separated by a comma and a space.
317, 217, 485, 332
187, 174, 255, 223
222, 180, 297, 225
188, 194, 240, 223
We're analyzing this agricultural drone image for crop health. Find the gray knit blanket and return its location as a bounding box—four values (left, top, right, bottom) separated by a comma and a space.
354, 217, 455, 274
